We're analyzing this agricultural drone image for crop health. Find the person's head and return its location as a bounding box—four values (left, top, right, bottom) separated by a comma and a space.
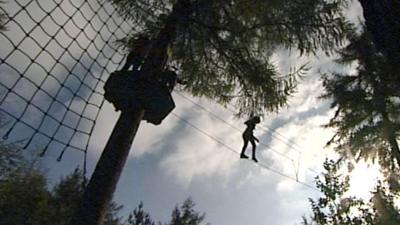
252, 116, 261, 124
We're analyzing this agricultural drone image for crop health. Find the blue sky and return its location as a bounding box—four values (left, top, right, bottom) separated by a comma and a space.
0, 1, 367, 225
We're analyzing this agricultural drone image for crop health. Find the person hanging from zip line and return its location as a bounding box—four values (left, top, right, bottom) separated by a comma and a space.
240, 116, 261, 162
121, 34, 152, 71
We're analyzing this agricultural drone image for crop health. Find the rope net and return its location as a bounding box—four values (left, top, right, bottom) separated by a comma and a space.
0, 0, 318, 187
0, 0, 134, 172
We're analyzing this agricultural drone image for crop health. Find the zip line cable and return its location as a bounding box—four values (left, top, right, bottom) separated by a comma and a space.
221, 99, 330, 161
174, 91, 301, 179
174, 92, 296, 161
180, 91, 328, 176
222, 104, 304, 153
174, 91, 322, 178
225, 104, 331, 162
170, 112, 319, 191
175, 91, 320, 163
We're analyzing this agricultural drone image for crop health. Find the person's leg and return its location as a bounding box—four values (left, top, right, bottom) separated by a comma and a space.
240, 139, 249, 158
130, 56, 142, 71
250, 139, 257, 162
122, 53, 141, 71
122, 52, 134, 71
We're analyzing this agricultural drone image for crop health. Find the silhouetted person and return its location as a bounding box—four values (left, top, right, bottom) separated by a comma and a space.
122, 35, 151, 71
240, 116, 261, 162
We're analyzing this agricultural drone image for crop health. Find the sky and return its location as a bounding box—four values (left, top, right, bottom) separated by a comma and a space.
0, 1, 380, 225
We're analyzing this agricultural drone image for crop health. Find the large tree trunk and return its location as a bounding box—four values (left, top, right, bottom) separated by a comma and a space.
358, 0, 400, 68
71, 109, 144, 225
71, 1, 193, 224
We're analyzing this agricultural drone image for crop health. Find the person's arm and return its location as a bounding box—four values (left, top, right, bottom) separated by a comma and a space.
253, 136, 259, 142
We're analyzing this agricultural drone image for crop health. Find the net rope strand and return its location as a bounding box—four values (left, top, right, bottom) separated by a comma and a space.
0, 0, 136, 176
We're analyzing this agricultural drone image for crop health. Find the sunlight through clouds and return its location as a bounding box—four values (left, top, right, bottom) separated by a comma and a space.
347, 162, 383, 200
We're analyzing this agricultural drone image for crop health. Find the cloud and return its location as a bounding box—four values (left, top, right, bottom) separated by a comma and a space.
98, 47, 340, 192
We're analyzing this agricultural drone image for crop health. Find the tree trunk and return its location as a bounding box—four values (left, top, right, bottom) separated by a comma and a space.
71, 109, 144, 225
379, 101, 400, 168
388, 133, 400, 169
358, 0, 400, 67
383, 118, 400, 169
71, 1, 194, 224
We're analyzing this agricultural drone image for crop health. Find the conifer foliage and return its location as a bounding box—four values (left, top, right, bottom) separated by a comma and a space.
322, 29, 400, 169
109, 0, 351, 116
302, 160, 374, 225
0, 142, 208, 225
358, 0, 400, 68
302, 160, 400, 225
